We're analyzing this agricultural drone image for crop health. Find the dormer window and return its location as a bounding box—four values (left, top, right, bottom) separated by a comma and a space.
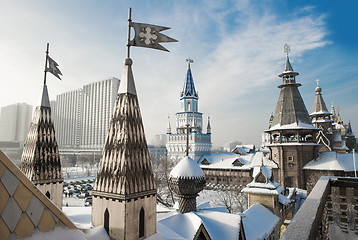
232, 159, 243, 167
201, 159, 210, 165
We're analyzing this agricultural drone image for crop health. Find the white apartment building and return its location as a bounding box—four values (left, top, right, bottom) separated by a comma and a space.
54, 77, 120, 150
0, 103, 33, 142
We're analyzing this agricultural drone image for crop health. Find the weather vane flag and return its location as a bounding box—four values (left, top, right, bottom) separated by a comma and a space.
126, 8, 177, 57
44, 43, 62, 84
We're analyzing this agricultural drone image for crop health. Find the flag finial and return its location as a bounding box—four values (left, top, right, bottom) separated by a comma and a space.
284, 43, 290, 57
186, 58, 193, 69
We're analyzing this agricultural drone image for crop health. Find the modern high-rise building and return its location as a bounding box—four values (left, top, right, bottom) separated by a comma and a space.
55, 89, 82, 147
53, 77, 120, 150
0, 103, 33, 142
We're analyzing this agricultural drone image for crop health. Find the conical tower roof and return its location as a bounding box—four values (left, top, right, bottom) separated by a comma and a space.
310, 82, 331, 117
180, 62, 198, 99
278, 56, 299, 77
269, 57, 315, 130
93, 58, 156, 198
207, 116, 211, 134
20, 84, 62, 183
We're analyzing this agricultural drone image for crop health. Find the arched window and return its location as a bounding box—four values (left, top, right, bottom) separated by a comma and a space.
139, 207, 145, 238
45, 191, 50, 199
104, 208, 109, 234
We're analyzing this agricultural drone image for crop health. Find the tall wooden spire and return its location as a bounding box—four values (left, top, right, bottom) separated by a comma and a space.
92, 58, 156, 239
20, 84, 63, 208
266, 46, 318, 189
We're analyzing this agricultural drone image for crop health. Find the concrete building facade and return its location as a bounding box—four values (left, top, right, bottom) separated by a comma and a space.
0, 103, 33, 142
53, 77, 120, 150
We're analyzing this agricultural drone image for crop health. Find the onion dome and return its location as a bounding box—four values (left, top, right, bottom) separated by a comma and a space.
169, 156, 206, 213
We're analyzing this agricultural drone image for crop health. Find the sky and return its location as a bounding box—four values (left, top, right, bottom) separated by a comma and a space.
0, 0, 357, 148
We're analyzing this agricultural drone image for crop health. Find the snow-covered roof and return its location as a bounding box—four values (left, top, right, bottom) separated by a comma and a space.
304, 151, 358, 171
252, 166, 272, 180
198, 152, 277, 170
157, 210, 242, 240
198, 152, 252, 170
24, 226, 110, 240
310, 110, 331, 116
241, 204, 279, 240
242, 182, 284, 195
269, 121, 318, 131
170, 156, 205, 179
250, 152, 278, 168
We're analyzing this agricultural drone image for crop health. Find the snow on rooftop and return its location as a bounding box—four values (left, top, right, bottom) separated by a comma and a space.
23, 226, 110, 240
279, 194, 291, 206
241, 204, 279, 240
157, 210, 242, 240
158, 212, 202, 239
269, 121, 317, 131
304, 151, 358, 171
242, 184, 283, 195
170, 156, 205, 179
310, 110, 331, 115
62, 206, 92, 229
199, 151, 277, 170
252, 165, 272, 180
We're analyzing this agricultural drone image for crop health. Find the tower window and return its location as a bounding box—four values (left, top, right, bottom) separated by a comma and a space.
104, 208, 109, 234
288, 156, 294, 162
139, 207, 145, 238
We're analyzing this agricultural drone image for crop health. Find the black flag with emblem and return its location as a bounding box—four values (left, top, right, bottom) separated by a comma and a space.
129, 22, 178, 52
46, 56, 62, 80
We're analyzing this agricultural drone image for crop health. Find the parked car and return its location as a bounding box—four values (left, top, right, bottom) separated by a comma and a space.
85, 196, 92, 206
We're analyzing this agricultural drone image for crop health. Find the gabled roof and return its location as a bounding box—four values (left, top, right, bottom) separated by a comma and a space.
157, 210, 242, 240
0, 150, 76, 239
181, 67, 198, 99
198, 152, 278, 170
241, 204, 280, 240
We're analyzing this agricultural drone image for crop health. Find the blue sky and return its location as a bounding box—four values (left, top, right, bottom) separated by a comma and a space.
0, 0, 357, 147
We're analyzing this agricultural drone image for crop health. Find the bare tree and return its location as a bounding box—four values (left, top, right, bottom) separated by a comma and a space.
152, 156, 176, 206
213, 186, 248, 213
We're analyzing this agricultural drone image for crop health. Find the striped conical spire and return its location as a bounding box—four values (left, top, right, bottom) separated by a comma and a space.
93, 58, 156, 197
19, 84, 63, 208
20, 84, 62, 183
181, 61, 198, 99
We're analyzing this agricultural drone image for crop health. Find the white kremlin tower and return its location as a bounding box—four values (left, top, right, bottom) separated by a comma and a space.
166, 59, 212, 162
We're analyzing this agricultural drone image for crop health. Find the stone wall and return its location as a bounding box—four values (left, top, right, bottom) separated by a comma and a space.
92, 194, 156, 240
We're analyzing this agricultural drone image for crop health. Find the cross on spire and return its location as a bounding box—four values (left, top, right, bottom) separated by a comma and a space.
316, 79, 320, 87
186, 58, 193, 69
284, 44, 290, 56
